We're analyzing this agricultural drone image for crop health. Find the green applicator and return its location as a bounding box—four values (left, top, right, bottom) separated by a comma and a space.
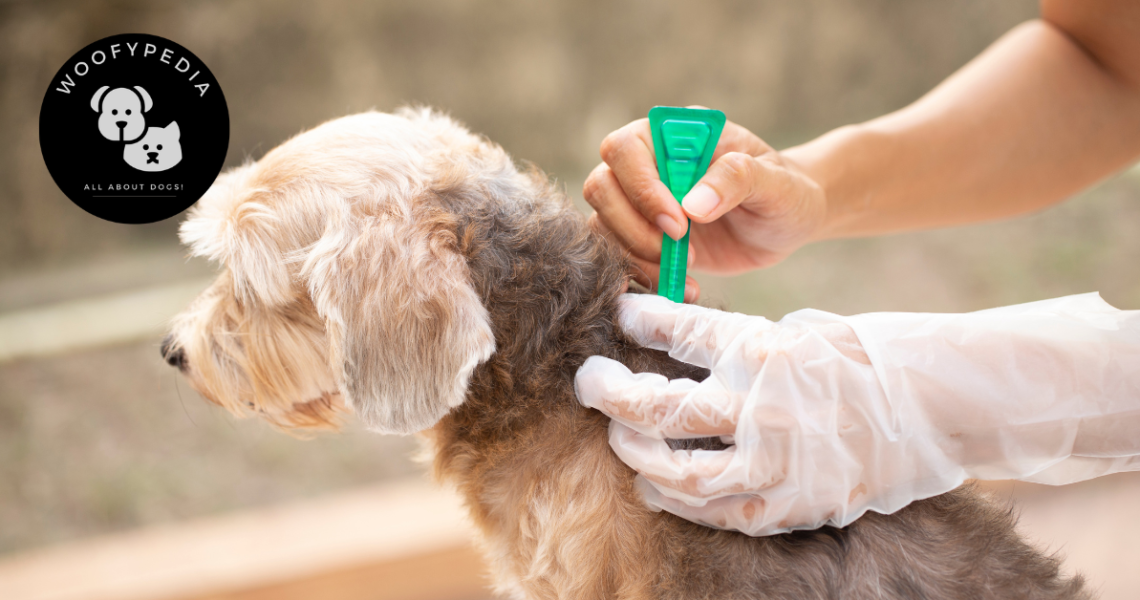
648, 106, 725, 303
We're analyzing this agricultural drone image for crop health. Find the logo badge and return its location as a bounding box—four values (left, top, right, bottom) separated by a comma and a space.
40, 34, 229, 224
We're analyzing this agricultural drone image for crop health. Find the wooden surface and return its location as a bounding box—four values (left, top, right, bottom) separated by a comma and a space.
0, 477, 490, 600
190, 545, 487, 600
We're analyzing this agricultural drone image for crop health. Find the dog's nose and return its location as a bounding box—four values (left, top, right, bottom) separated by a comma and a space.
161, 334, 187, 370
147, 152, 159, 164
116, 121, 127, 129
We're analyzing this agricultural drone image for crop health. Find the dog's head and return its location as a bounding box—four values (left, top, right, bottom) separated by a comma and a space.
162, 109, 547, 434
92, 86, 152, 142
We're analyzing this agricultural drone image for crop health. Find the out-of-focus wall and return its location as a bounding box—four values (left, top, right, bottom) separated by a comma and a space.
1, 0, 1037, 274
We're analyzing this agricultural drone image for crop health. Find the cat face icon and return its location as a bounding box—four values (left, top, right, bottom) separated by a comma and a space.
123, 122, 182, 172
91, 86, 152, 142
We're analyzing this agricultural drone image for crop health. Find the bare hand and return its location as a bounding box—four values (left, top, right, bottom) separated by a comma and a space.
583, 116, 827, 300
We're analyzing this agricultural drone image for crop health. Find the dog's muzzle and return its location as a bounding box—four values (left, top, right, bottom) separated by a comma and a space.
161, 334, 186, 370
147, 152, 159, 164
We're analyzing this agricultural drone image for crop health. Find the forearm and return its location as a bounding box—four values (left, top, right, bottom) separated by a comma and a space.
785, 18, 1140, 241
845, 293, 1140, 484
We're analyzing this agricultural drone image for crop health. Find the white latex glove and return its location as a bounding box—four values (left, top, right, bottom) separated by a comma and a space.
575, 293, 1140, 536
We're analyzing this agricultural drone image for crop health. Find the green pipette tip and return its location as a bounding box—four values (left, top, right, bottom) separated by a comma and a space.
648, 106, 725, 303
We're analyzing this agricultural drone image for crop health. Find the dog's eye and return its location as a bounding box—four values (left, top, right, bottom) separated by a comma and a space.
112, 109, 118, 115
157, 144, 163, 150
126, 109, 132, 115
143, 144, 149, 150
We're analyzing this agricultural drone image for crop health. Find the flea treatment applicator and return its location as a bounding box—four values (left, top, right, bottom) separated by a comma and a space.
648, 106, 725, 303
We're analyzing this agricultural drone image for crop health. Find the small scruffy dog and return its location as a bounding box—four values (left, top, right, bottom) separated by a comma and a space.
163, 109, 1088, 600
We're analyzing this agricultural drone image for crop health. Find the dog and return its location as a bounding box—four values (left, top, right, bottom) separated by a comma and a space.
90, 85, 152, 142
163, 109, 1090, 600
123, 121, 182, 172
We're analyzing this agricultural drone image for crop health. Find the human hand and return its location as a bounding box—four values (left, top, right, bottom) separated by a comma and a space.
576, 293, 921, 535
575, 293, 1140, 536
583, 115, 827, 300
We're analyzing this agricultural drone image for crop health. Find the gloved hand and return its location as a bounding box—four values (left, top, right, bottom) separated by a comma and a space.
575, 293, 1140, 536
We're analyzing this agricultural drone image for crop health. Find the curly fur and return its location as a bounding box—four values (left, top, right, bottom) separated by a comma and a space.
166, 109, 1090, 599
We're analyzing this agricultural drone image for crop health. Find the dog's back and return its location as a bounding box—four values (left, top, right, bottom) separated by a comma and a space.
427, 160, 1089, 599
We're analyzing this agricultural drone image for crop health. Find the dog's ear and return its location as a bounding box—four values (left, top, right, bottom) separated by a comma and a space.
167, 121, 180, 140
90, 86, 109, 112
180, 164, 294, 306
303, 205, 495, 434
134, 86, 153, 112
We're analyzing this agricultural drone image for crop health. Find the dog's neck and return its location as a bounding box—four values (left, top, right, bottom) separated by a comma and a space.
434, 193, 705, 451
423, 193, 719, 599
448, 197, 626, 435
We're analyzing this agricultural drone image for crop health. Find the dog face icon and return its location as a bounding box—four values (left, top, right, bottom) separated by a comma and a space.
123, 122, 182, 172
91, 86, 152, 142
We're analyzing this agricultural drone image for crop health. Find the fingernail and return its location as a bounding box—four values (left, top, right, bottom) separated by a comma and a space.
655, 214, 686, 241
682, 184, 720, 218
684, 283, 698, 303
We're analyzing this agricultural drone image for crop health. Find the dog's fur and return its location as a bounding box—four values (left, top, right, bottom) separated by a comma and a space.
165, 109, 1090, 600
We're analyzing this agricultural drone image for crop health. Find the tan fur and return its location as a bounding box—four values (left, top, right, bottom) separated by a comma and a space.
166, 109, 1090, 599
167, 271, 344, 429
172, 110, 496, 433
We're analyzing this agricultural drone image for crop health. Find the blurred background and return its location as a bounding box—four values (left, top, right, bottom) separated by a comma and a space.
2, 0, 1139, 599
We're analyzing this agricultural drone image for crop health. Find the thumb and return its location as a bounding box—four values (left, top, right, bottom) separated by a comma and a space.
680, 151, 801, 224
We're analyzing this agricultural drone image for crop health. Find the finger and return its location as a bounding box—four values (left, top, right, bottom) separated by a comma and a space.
629, 257, 699, 302
575, 356, 740, 438
682, 120, 776, 222
592, 212, 699, 300
637, 480, 766, 531
627, 254, 656, 290
681, 151, 793, 223
609, 421, 736, 495
584, 164, 665, 262
598, 121, 689, 241
607, 422, 785, 501
683, 275, 700, 303
638, 481, 829, 536
643, 473, 871, 536
618, 293, 768, 367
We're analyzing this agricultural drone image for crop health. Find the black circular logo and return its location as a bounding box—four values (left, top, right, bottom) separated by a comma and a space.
40, 34, 229, 224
